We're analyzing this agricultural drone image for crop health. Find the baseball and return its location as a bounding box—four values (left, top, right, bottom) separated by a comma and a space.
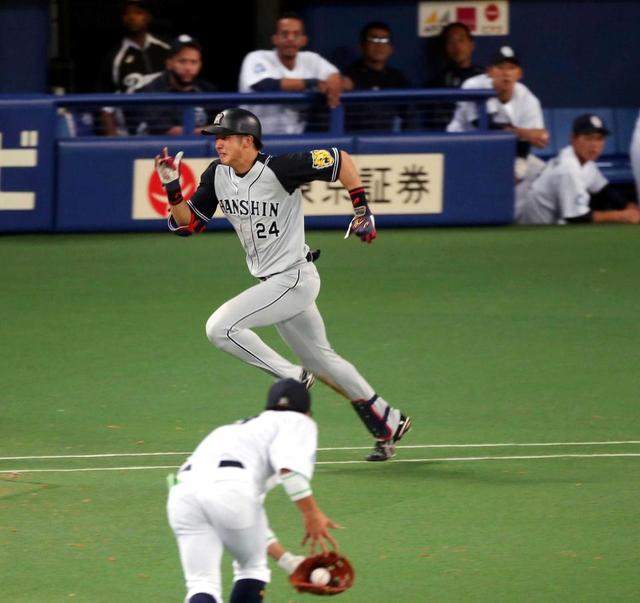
310, 567, 331, 586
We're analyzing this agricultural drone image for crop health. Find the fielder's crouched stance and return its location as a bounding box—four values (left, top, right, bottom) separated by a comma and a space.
167, 379, 339, 603
156, 107, 412, 461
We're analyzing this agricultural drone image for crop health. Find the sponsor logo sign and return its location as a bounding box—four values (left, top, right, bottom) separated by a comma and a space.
418, 1, 509, 36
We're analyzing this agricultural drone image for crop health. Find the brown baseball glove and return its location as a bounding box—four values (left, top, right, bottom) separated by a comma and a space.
289, 551, 355, 596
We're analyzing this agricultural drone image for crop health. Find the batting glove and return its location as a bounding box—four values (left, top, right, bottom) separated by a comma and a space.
154, 147, 184, 205
344, 205, 377, 243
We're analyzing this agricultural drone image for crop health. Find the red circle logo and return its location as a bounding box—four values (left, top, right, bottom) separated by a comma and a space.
485, 3, 500, 21
147, 162, 197, 217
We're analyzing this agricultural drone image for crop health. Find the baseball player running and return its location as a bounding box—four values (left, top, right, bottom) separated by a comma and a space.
155, 107, 411, 461
167, 379, 338, 603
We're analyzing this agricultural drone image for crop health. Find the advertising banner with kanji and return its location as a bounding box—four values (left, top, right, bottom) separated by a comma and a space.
54, 133, 514, 232
131, 154, 444, 221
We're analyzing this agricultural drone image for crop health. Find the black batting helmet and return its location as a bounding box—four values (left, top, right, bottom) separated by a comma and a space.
265, 379, 311, 414
201, 108, 263, 149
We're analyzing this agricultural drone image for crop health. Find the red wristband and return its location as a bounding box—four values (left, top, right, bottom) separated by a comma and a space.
349, 186, 368, 209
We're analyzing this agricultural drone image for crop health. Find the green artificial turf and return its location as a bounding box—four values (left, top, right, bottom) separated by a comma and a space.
1, 226, 639, 602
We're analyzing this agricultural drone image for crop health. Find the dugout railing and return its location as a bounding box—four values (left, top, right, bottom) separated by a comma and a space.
2, 89, 517, 232
52, 89, 494, 137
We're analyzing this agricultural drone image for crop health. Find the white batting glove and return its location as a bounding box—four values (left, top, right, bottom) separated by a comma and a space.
154, 147, 184, 188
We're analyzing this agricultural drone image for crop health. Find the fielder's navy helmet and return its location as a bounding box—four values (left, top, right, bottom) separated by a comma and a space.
202, 108, 263, 149
265, 379, 311, 414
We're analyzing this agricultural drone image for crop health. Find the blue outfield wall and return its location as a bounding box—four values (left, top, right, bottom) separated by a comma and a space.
0, 97, 56, 231
53, 132, 515, 233
0, 94, 515, 232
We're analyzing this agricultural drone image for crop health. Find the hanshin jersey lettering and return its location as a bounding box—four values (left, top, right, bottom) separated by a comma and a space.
170, 148, 341, 278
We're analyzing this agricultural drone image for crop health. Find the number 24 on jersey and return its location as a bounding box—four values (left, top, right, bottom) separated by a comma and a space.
256, 221, 280, 238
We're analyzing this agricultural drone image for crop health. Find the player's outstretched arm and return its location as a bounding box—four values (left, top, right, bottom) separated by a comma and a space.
296, 495, 340, 554
339, 150, 377, 243
337, 150, 361, 191
280, 469, 341, 554
592, 207, 640, 224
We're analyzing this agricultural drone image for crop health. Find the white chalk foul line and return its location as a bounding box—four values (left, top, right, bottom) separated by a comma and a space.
1, 452, 639, 474
1, 440, 639, 461
0, 465, 178, 474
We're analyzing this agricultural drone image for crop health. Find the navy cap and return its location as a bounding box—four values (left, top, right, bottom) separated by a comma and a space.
266, 379, 311, 414
490, 45, 520, 66
168, 34, 202, 56
572, 114, 610, 136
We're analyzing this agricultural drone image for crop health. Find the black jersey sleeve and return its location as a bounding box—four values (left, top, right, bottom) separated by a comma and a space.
187, 161, 220, 221
266, 148, 342, 194
589, 183, 628, 211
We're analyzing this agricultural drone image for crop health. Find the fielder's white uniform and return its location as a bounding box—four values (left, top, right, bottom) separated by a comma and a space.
167, 410, 317, 602
447, 73, 545, 133
169, 147, 402, 441
238, 49, 340, 134
630, 110, 640, 198
516, 145, 608, 224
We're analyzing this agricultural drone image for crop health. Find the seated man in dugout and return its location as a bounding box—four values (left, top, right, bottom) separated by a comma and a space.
447, 46, 549, 180
342, 21, 410, 132
132, 35, 217, 135
516, 113, 640, 225
238, 12, 343, 134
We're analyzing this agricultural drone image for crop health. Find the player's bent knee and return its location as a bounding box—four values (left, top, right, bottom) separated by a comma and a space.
229, 579, 266, 603
204, 316, 229, 348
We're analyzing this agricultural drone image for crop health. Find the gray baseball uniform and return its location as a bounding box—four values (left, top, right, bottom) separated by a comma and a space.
169, 147, 402, 441
167, 409, 317, 602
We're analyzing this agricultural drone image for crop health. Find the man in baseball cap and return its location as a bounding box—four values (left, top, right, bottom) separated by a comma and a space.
266, 378, 311, 414
572, 113, 611, 137
489, 45, 520, 67
167, 379, 339, 603
131, 33, 216, 135
516, 112, 640, 224
168, 34, 203, 57
447, 44, 549, 177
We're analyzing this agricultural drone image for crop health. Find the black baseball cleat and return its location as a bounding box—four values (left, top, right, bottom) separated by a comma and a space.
299, 369, 316, 390
365, 414, 412, 462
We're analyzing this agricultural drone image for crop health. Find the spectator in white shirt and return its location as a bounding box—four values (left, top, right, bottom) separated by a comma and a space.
238, 13, 343, 134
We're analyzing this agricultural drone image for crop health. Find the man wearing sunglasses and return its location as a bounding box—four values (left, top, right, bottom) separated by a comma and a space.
343, 22, 410, 132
